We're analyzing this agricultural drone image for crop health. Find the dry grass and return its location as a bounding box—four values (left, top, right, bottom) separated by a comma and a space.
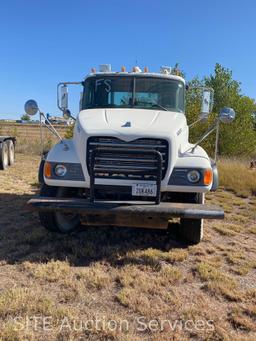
218, 158, 256, 197
249, 226, 256, 234
224, 251, 256, 275
125, 248, 188, 267
0, 153, 255, 340
213, 222, 242, 236
0, 287, 73, 321
15, 138, 49, 155
196, 262, 243, 301
21, 260, 71, 282
229, 306, 256, 332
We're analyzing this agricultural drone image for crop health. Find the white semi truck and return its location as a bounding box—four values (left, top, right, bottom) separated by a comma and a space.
26, 65, 235, 244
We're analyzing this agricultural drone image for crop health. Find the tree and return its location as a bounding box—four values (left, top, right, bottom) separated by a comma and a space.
205, 63, 241, 113
185, 63, 256, 157
21, 113, 31, 121
205, 64, 256, 156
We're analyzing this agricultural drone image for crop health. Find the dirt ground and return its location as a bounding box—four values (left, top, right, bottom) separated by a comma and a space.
0, 154, 255, 341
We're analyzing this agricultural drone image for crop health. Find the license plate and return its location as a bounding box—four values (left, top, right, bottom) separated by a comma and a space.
132, 183, 157, 197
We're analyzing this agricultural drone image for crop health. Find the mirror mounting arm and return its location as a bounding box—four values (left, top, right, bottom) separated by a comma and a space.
39, 111, 63, 142
188, 116, 206, 128
190, 119, 218, 154
188, 107, 235, 162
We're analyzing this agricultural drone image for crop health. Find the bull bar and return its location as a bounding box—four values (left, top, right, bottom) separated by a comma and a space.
27, 198, 224, 229
29, 147, 224, 229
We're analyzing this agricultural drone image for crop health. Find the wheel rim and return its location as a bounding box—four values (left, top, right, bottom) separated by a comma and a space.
3, 145, 8, 168
9, 143, 14, 164
55, 187, 80, 232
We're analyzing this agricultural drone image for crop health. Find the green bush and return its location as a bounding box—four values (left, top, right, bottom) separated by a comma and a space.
64, 125, 74, 139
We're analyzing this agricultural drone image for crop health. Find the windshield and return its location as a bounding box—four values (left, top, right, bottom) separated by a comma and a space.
82, 76, 184, 112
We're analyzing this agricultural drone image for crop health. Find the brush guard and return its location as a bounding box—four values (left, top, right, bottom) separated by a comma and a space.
89, 148, 163, 204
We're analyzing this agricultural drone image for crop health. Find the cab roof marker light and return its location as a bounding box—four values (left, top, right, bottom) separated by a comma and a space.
132, 66, 142, 73
121, 66, 126, 72
144, 66, 149, 73
99, 64, 112, 72
160, 66, 172, 74
91, 67, 96, 73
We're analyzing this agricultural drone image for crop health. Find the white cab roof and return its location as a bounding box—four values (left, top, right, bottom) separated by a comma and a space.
84, 72, 185, 84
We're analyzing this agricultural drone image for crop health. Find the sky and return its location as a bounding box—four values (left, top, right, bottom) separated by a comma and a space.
0, 0, 255, 119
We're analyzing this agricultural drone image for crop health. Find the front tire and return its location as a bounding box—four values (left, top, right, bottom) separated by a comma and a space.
180, 193, 204, 244
0, 142, 9, 170
38, 152, 49, 186
39, 184, 81, 233
38, 159, 45, 185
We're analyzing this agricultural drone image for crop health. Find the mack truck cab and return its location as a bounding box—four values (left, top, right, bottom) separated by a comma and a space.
26, 65, 235, 244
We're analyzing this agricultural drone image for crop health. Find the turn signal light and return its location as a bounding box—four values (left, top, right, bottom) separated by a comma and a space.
203, 169, 213, 186
44, 162, 51, 178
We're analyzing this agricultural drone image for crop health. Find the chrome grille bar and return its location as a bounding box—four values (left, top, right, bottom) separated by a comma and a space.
89, 142, 167, 149
95, 157, 164, 163
87, 137, 169, 180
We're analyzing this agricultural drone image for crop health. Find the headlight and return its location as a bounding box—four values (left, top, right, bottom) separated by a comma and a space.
55, 164, 67, 177
187, 170, 201, 183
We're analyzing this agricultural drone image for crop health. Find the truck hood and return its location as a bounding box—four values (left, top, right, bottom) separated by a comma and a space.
77, 108, 186, 139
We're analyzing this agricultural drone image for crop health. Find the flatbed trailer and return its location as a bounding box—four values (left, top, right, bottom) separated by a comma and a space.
0, 136, 16, 170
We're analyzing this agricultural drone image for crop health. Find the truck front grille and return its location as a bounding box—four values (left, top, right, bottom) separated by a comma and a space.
87, 137, 169, 180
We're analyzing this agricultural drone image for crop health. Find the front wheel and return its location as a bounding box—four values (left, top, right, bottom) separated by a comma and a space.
180, 193, 204, 244
39, 184, 81, 233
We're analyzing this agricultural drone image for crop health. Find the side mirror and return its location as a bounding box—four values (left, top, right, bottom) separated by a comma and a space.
200, 88, 214, 120
24, 99, 39, 116
60, 85, 68, 111
219, 107, 236, 123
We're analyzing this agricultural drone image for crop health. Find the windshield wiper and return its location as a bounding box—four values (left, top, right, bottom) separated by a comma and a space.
151, 101, 168, 111
134, 100, 168, 111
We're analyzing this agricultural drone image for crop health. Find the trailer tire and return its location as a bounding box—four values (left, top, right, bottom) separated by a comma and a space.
39, 184, 81, 233
0, 142, 9, 170
7, 140, 15, 166
179, 193, 204, 244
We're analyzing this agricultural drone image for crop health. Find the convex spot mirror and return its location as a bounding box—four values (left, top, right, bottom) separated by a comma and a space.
219, 107, 236, 123
24, 99, 39, 116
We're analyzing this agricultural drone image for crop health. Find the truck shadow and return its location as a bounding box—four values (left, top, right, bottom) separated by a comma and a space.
0, 193, 189, 267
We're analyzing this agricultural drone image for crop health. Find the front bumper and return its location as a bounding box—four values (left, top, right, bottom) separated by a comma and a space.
27, 197, 224, 229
